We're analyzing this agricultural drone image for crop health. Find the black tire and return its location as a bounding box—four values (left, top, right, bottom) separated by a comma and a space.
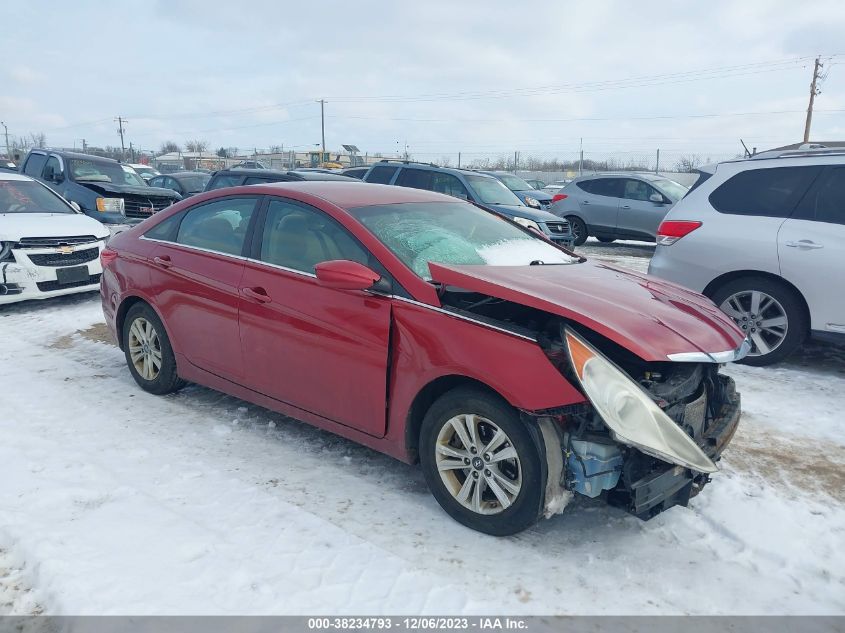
710, 276, 807, 367
597, 236, 615, 243
419, 387, 545, 536
122, 302, 186, 394
565, 216, 588, 246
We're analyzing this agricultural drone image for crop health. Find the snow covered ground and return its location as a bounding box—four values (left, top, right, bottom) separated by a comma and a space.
0, 242, 843, 615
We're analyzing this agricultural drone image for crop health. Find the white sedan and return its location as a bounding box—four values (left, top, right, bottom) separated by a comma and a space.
1, 172, 110, 305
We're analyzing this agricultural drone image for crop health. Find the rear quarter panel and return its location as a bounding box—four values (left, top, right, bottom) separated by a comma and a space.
649, 168, 783, 293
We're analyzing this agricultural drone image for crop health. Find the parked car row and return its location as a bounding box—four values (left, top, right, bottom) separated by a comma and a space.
360, 160, 574, 247
4, 142, 841, 534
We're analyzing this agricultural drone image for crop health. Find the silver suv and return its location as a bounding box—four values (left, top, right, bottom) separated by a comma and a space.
550, 173, 688, 246
648, 146, 845, 365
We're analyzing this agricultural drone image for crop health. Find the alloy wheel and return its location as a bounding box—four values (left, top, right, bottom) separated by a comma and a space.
128, 317, 163, 381
719, 290, 788, 357
435, 414, 522, 515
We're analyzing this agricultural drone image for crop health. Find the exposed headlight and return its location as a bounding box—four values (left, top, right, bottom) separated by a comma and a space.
564, 328, 718, 473
524, 196, 541, 209
512, 217, 541, 232
96, 197, 125, 214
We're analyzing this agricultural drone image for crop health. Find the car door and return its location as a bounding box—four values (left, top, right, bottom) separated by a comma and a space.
144, 195, 260, 381
778, 165, 845, 334
575, 177, 622, 233
619, 178, 669, 238
238, 197, 392, 437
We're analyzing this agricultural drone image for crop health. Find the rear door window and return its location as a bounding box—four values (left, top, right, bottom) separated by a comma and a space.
793, 166, 845, 225
366, 166, 398, 184
206, 174, 244, 191
23, 153, 48, 177
588, 178, 624, 198
709, 166, 821, 217
395, 168, 434, 191
175, 197, 258, 256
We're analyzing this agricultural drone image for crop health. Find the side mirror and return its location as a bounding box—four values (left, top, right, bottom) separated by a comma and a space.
315, 260, 381, 291
649, 192, 665, 204
69, 201, 82, 213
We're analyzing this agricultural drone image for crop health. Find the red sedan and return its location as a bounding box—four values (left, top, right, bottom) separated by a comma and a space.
101, 182, 748, 535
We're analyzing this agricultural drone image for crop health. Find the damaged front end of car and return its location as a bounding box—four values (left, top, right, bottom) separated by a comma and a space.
430, 261, 747, 521
536, 326, 743, 520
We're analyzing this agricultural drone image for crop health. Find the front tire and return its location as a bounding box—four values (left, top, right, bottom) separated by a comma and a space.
122, 303, 186, 394
565, 216, 588, 246
419, 387, 545, 536
711, 276, 807, 366
597, 236, 615, 243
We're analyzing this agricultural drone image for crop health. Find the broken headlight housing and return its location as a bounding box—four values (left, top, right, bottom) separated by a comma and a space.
564, 327, 718, 474
0, 241, 13, 261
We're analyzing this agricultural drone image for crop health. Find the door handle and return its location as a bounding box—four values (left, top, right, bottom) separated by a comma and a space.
153, 255, 172, 268
785, 240, 824, 250
242, 287, 271, 303
581, 200, 590, 204
620, 205, 631, 209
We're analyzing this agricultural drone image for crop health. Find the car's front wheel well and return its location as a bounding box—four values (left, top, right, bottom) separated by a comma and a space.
702, 270, 810, 335
405, 376, 505, 464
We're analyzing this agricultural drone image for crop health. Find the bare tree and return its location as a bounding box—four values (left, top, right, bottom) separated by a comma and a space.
216, 147, 229, 158
439, 156, 453, 167
673, 154, 703, 173
184, 139, 209, 153
160, 141, 180, 154
269, 145, 284, 154
28, 132, 47, 148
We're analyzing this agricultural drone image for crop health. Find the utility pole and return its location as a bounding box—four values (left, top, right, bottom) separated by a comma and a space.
317, 99, 326, 161
458, 152, 461, 168
803, 57, 823, 143
655, 148, 660, 174
579, 137, 584, 176
513, 150, 518, 173
1, 121, 9, 159
115, 116, 127, 159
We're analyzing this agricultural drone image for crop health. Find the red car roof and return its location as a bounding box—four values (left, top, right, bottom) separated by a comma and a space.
245, 181, 453, 209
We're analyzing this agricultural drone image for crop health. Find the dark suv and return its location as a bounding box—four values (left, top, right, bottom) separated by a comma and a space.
20, 150, 180, 228
204, 168, 356, 192
362, 160, 573, 246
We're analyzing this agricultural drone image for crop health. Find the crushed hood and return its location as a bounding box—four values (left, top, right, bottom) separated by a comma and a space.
76, 181, 180, 198
429, 260, 746, 362
0, 213, 110, 241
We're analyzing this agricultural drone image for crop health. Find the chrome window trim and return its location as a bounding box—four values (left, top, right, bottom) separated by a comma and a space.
667, 339, 751, 363
390, 295, 537, 343
139, 236, 250, 261
245, 258, 317, 279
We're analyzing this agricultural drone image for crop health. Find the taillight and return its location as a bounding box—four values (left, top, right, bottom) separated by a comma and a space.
656, 220, 702, 245
100, 247, 118, 267
552, 193, 568, 203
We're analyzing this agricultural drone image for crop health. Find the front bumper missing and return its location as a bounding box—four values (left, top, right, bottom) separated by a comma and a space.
608, 376, 741, 519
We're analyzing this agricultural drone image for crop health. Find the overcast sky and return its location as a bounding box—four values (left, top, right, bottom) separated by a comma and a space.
2, 0, 844, 164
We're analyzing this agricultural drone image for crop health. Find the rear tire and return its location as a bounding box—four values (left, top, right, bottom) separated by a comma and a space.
597, 236, 615, 243
122, 303, 186, 394
566, 216, 588, 246
419, 387, 545, 536
710, 276, 807, 366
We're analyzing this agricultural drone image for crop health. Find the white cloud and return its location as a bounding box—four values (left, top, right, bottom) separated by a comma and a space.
2, 0, 843, 159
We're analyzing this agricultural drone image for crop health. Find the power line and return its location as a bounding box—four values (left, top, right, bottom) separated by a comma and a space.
326, 56, 825, 103
328, 108, 845, 124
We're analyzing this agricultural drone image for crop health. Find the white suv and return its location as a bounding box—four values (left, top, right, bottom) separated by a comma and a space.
648, 146, 845, 365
